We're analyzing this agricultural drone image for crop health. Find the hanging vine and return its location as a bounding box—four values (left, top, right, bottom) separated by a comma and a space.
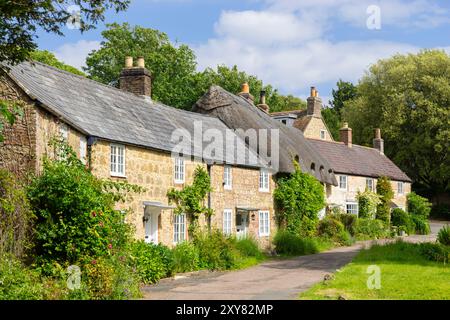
167, 165, 213, 237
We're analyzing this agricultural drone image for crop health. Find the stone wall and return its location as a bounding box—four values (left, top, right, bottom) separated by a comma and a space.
326, 175, 411, 213
0, 74, 37, 176
303, 117, 333, 141
209, 165, 276, 249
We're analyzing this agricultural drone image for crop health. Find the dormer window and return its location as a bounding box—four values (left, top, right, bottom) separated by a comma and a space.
320, 130, 326, 140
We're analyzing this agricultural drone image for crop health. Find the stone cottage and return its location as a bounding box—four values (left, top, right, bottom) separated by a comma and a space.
0, 58, 283, 248
270, 87, 412, 214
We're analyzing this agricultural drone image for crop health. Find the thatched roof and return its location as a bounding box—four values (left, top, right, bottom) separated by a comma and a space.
193, 86, 338, 185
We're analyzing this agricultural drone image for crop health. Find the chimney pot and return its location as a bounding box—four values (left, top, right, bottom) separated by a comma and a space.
238, 82, 254, 103
259, 90, 266, 105
307, 86, 322, 117
340, 122, 352, 147
241, 82, 250, 94
125, 56, 133, 68
373, 128, 384, 154
137, 56, 145, 68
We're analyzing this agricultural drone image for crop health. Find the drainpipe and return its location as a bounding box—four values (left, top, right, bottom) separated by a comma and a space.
86, 136, 97, 170
207, 164, 212, 231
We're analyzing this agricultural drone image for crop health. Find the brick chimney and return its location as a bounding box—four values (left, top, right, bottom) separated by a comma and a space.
307, 86, 322, 117
119, 56, 152, 96
340, 122, 352, 147
238, 82, 254, 103
373, 128, 384, 154
257, 90, 269, 113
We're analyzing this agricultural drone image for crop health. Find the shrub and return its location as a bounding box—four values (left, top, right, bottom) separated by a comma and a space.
356, 190, 381, 219
234, 237, 264, 260
407, 192, 431, 218
354, 218, 389, 240
273, 230, 320, 256
274, 163, 325, 237
329, 212, 357, 235
194, 230, 241, 270
172, 241, 200, 273
419, 243, 449, 263
0, 169, 35, 258
391, 208, 414, 234
411, 215, 430, 235
376, 176, 394, 223
27, 140, 141, 271
130, 241, 173, 284
318, 216, 344, 238
437, 225, 450, 246
0, 254, 44, 300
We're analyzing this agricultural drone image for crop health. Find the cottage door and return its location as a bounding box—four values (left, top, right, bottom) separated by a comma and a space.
144, 209, 159, 244
236, 211, 248, 239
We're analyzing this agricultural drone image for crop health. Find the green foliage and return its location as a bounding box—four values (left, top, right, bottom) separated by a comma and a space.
318, 216, 353, 246
330, 80, 358, 116
354, 218, 389, 240
410, 215, 430, 235
30, 50, 85, 76
376, 176, 394, 223
0, 99, 24, 143
129, 241, 173, 284
356, 189, 382, 219
0, 1, 129, 64
274, 163, 325, 237
167, 165, 213, 236
234, 237, 265, 260
343, 50, 450, 196
391, 208, 414, 234
273, 230, 321, 256
419, 242, 449, 263
27, 139, 142, 270
0, 169, 35, 258
321, 107, 340, 141
437, 225, 450, 246
0, 254, 44, 300
171, 241, 200, 274
407, 192, 432, 218
329, 212, 358, 236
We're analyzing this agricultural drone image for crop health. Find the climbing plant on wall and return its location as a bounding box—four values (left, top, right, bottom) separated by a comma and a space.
376, 176, 394, 223
167, 165, 213, 237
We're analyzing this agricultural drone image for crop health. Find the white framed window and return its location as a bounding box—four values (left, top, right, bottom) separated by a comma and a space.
346, 202, 358, 215
320, 129, 326, 140
258, 211, 270, 237
366, 178, 374, 192
173, 213, 186, 244
59, 123, 69, 141
339, 175, 348, 190
397, 182, 404, 195
110, 144, 125, 177
259, 168, 270, 192
80, 137, 87, 164
223, 165, 232, 190
174, 157, 185, 184
223, 209, 232, 235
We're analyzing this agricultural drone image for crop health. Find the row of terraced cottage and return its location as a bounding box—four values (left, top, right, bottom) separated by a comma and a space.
0, 57, 412, 249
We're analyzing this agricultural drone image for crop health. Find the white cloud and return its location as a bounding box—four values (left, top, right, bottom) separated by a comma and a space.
53, 40, 101, 70
194, 8, 423, 96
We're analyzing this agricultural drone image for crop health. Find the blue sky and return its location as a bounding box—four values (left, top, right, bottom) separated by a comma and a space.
36, 0, 450, 103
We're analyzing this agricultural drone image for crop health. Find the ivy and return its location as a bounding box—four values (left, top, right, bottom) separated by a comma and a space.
167, 165, 213, 237
274, 162, 325, 237
0, 99, 24, 143
376, 176, 394, 223
356, 189, 381, 219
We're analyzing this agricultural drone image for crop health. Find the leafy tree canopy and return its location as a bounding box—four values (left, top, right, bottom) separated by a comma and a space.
30, 50, 85, 76
343, 50, 450, 195
329, 79, 358, 116
0, 0, 129, 64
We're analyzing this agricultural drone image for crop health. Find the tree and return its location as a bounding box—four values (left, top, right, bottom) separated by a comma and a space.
329, 80, 358, 116
376, 176, 394, 223
30, 50, 85, 76
0, 0, 129, 65
274, 162, 325, 237
84, 23, 199, 110
343, 50, 450, 197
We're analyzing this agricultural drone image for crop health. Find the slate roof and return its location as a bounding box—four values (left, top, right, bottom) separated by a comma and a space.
307, 139, 412, 182
4, 61, 267, 168
192, 86, 338, 186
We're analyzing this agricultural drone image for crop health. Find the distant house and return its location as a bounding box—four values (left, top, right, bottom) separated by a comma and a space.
270, 87, 412, 214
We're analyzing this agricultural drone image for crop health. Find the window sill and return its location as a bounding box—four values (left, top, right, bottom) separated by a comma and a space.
259, 189, 270, 193
174, 180, 185, 185
259, 234, 270, 237
110, 173, 127, 179
224, 186, 232, 190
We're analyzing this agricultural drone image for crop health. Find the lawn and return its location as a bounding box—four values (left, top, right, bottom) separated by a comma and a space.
299, 241, 450, 300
